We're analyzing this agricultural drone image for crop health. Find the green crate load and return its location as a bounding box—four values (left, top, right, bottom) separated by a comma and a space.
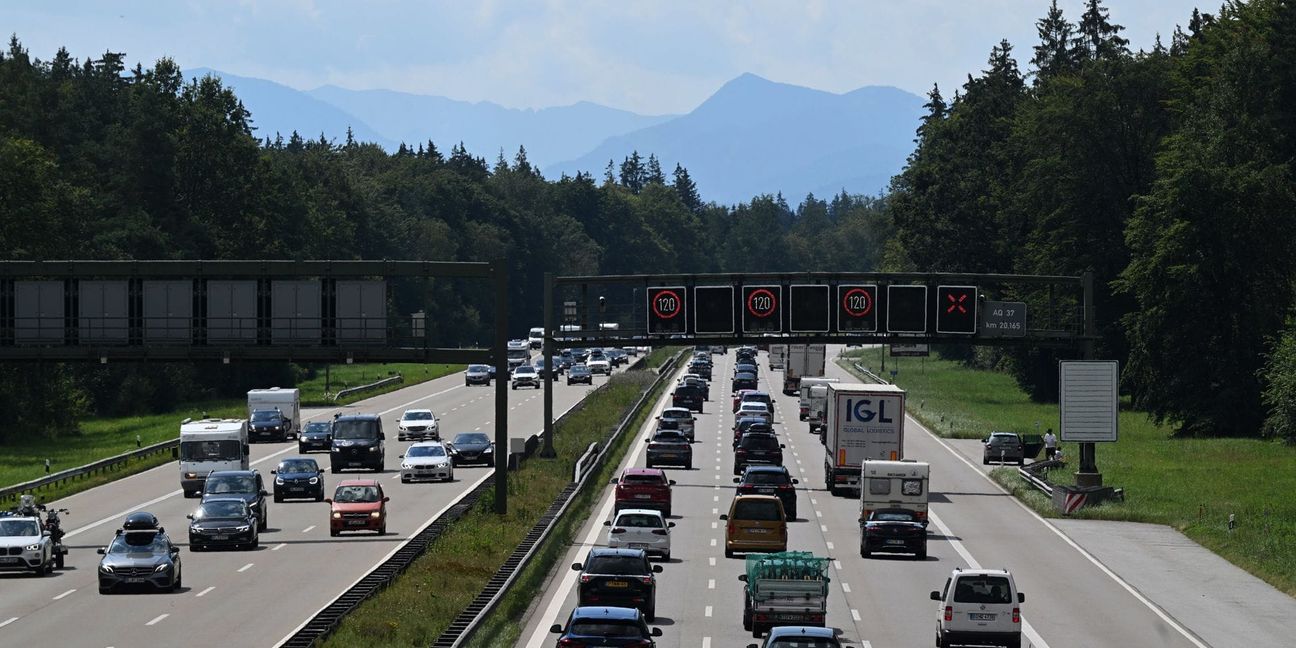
744, 551, 831, 584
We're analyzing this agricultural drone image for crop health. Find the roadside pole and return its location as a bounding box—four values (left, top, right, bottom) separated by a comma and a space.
1075, 270, 1102, 488
541, 272, 556, 458
493, 259, 510, 514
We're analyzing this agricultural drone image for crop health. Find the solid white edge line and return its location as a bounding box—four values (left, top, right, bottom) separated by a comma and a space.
915, 412, 1210, 648
0, 617, 17, 628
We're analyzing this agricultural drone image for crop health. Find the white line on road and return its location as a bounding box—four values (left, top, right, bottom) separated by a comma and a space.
704, 605, 713, 617
710, 538, 717, 547
0, 617, 17, 628
826, 541, 835, 551
145, 614, 168, 626
833, 560, 842, 570
842, 582, 851, 593
708, 578, 715, 589
821, 524, 828, 533
709, 557, 716, 566
195, 586, 215, 597
815, 510, 823, 517
272, 543, 287, 551
52, 589, 75, 600
237, 563, 254, 573
851, 609, 861, 621
702, 638, 711, 648
711, 522, 717, 529
302, 525, 315, 533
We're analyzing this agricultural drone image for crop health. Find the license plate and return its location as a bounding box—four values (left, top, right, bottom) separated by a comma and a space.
756, 488, 775, 494
0, 557, 19, 564
629, 543, 648, 549
886, 539, 907, 545
347, 520, 368, 526
748, 528, 770, 534
125, 577, 145, 583
969, 613, 996, 621
605, 581, 628, 588
634, 494, 653, 499
212, 535, 228, 541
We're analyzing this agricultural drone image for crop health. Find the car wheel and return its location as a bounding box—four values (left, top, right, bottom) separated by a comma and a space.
378, 524, 386, 535
861, 545, 871, 558
331, 466, 340, 474
752, 623, 764, 638
251, 534, 260, 549
511, 384, 517, 390
916, 548, 927, 560
685, 461, 692, 470
982, 457, 990, 465
725, 548, 734, 558
316, 492, 324, 502
645, 605, 655, 623
174, 568, 182, 590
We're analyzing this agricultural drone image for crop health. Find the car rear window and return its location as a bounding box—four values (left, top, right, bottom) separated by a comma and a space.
615, 513, 663, 528
586, 555, 649, 574
621, 473, 665, 486
743, 471, 790, 485
741, 435, 779, 450
953, 576, 1013, 604
733, 498, 783, 521
568, 620, 643, 637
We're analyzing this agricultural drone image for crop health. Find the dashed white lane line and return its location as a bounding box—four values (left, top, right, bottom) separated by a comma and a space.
821, 524, 829, 533
390, 474, 401, 480
704, 605, 713, 617
713, 495, 719, 501
842, 582, 852, 593
833, 560, 842, 570
712, 508, 718, 515
702, 638, 712, 648
237, 563, 254, 573
195, 586, 215, 597
826, 541, 835, 551
0, 617, 17, 628
851, 609, 862, 622
52, 589, 76, 600
271, 543, 287, 551
710, 538, 717, 547
145, 614, 169, 626
707, 578, 715, 589
811, 498, 818, 505
709, 557, 716, 566
711, 522, 718, 529
815, 510, 823, 518
302, 525, 315, 533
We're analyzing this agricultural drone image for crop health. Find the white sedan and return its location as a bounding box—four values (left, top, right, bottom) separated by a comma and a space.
399, 441, 454, 483
604, 508, 673, 560
397, 409, 439, 441
586, 358, 611, 375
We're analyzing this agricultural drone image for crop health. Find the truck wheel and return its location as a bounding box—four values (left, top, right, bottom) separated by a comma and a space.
724, 548, 734, 558
742, 610, 752, 631
752, 623, 763, 638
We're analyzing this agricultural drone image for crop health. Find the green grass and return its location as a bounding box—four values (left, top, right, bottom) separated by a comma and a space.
296, 363, 464, 406
321, 348, 679, 648
839, 352, 1296, 598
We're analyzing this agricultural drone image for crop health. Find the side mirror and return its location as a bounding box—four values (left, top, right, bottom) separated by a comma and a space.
259, 490, 269, 497
186, 514, 194, 520
324, 498, 333, 504
732, 478, 740, 483
97, 548, 106, 555
382, 496, 390, 502
571, 563, 583, 571
42, 530, 50, 537
652, 564, 663, 573
719, 514, 729, 520
738, 574, 748, 582
667, 522, 676, 528
792, 479, 800, 485
780, 444, 786, 448
379, 433, 386, 440
318, 469, 325, 474
270, 470, 277, 474
669, 480, 676, 485
651, 628, 663, 637
1018, 592, 1026, 603
171, 547, 180, 555
399, 454, 405, 458
930, 591, 942, 601
603, 520, 612, 526
549, 624, 563, 634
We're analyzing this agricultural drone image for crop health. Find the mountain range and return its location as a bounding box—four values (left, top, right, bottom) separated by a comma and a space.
188, 68, 924, 204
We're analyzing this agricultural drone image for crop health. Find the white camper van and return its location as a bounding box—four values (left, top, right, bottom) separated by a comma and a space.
247, 387, 301, 442
859, 459, 930, 522
179, 418, 250, 497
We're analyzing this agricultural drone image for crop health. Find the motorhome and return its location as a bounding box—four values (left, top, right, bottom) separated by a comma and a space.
179, 418, 249, 497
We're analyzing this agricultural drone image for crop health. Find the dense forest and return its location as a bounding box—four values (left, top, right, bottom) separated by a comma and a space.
1, 0, 1294, 443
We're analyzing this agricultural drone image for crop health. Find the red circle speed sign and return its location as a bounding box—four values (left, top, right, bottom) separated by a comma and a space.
842, 287, 873, 317
746, 288, 777, 318
651, 289, 682, 319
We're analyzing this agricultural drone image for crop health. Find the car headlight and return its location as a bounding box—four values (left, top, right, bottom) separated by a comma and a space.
308, 477, 319, 485
248, 501, 259, 508
185, 472, 198, 479
154, 564, 170, 573
24, 543, 42, 552
447, 447, 458, 454
235, 525, 250, 532
401, 463, 411, 470
275, 477, 285, 485
100, 564, 114, 573
369, 511, 381, 518
368, 446, 380, 452
332, 512, 342, 519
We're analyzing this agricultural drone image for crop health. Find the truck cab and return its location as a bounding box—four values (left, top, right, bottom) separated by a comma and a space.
528, 327, 545, 349
179, 418, 250, 498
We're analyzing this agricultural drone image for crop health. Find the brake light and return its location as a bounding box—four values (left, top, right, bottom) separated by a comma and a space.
651, 529, 668, 536
610, 528, 625, 534
579, 575, 592, 583
915, 510, 928, 521
727, 522, 736, 536
777, 483, 793, 490
1012, 607, 1020, 624
557, 639, 582, 647
640, 576, 653, 585
944, 606, 953, 622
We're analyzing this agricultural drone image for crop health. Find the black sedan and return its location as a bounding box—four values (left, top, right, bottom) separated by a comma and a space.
465, 364, 492, 386
731, 371, 758, 393
298, 420, 332, 453
97, 527, 182, 593
567, 364, 593, 385
271, 457, 325, 502
860, 508, 927, 559
187, 498, 259, 551
447, 432, 494, 466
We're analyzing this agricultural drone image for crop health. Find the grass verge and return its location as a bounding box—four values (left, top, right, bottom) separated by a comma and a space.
320, 348, 679, 648
297, 363, 464, 406
840, 351, 1296, 598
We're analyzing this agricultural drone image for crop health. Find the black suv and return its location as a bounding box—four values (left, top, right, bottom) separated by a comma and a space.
330, 414, 386, 473
982, 432, 1025, 466
572, 548, 663, 621
201, 470, 269, 528
249, 408, 293, 443
671, 385, 704, 413
298, 420, 332, 453
734, 466, 799, 520
733, 433, 785, 475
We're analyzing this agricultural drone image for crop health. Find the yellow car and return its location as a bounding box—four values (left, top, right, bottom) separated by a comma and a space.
720, 494, 787, 558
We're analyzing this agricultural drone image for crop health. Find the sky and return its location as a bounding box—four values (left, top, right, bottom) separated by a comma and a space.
4, 0, 1210, 115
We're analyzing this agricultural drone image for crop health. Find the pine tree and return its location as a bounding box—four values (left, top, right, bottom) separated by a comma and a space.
603, 159, 616, 185
619, 150, 645, 193
344, 126, 355, 148
646, 154, 665, 185
918, 83, 946, 140
513, 145, 533, 175
1031, 0, 1076, 83
425, 139, 443, 164
671, 163, 701, 212
1073, 0, 1129, 61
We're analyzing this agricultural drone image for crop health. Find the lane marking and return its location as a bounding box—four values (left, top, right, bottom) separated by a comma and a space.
833, 560, 841, 570
0, 617, 16, 628
851, 609, 861, 621
842, 582, 851, 593
702, 638, 711, 648
710, 538, 717, 547
826, 541, 835, 551
145, 614, 168, 626
302, 525, 315, 533
704, 605, 713, 617
709, 557, 716, 566
237, 563, 254, 573
821, 524, 828, 533
272, 543, 287, 551
52, 588, 76, 600
195, 586, 215, 597
707, 578, 715, 589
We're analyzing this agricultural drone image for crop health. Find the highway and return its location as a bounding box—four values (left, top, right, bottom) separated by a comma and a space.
519, 348, 1210, 648
0, 360, 625, 648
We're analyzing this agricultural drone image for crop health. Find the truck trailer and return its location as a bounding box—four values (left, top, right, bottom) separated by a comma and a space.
739, 551, 830, 638
823, 383, 906, 495
783, 344, 826, 395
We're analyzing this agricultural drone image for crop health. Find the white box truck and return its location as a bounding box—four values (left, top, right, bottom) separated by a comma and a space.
769, 344, 788, 370
823, 383, 905, 495
783, 344, 827, 395
247, 387, 301, 441
798, 377, 839, 421
179, 418, 250, 497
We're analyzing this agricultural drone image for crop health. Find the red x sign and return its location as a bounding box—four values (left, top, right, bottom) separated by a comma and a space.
946, 292, 969, 314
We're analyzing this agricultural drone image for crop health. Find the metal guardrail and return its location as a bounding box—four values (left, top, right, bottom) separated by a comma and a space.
851, 361, 889, 384
0, 438, 179, 503
436, 350, 684, 648
573, 442, 600, 483
331, 373, 403, 402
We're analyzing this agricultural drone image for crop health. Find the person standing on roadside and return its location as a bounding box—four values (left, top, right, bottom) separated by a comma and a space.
1043, 428, 1058, 460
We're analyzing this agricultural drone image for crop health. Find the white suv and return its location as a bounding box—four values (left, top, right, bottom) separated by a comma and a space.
930, 568, 1024, 648
603, 508, 673, 560
397, 409, 439, 441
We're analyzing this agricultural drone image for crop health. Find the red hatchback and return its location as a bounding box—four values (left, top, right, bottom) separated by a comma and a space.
613, 468, 676, 517
326, 479, 389, 536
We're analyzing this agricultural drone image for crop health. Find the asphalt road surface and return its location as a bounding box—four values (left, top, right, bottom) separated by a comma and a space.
518, 348, 1213, 648
0, 360, 628, 648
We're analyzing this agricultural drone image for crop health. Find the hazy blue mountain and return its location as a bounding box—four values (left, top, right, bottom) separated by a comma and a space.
546, 73, 926, 204
187, 68, 394, 149
306, 86, 674, 168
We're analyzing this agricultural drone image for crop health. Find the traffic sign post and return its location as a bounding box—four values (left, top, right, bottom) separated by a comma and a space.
837, 284, 877, 332
936, 285, 977, 334
694, 285, 734, 335
741, 285, 781, 334
788, 284, 830, 333
886, 285, 928, 334
646, 286, 687, 336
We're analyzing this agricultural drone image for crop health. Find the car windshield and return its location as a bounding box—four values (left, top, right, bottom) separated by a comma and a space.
621, 473, 665, 486
570, 366, 589, 375
304, 422, 331, 434
333, 420, 378, 440
250, 410, 278, 422
107, 533, 169, 554
407, 445, 446, 458
516, 367, 536, 374
615, 513, 663, 528
198, 500, 247, 518
652, 432, 687, 443
733, 499, 783, 521
454, 433, 490, 445
333, 485, 380, 503
402, 411, 433, 421
278, 460, 317, 473
743, 471, 790, 485
0, 519, 40, 536
205, 475, 255, 494
507, 349, 529, 359
872, 510, 919, 522
568, 620, 643, 637
741, 435, 780, 450
953, 576, 1013, 604
179, 439, 241, 461
585, 555, 649, 575
468, 365, 489, 372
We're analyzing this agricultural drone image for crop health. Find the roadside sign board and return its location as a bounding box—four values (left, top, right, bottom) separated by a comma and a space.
788, 284, 830, 333
694, 285, 734, 335
886, 285, 928, 333
1060, 361, 1119, 442
889, 344, 929, 357
982, 300, 1027, 338
837, 284, 878, 333
935, 285, 977, 334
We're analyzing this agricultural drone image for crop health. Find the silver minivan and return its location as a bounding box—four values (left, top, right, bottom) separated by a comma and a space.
931, 568, 1025, 648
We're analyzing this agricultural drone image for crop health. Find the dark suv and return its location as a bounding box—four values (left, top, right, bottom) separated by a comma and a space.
330, 414, 386, 473
734, 465, 799, 519
982, 432, 1025, 466
734, 433, 785, 475
249, 408, 292, 442
201, 470, 268, 528
671, 385, 704, 413
572, 548, 663, 621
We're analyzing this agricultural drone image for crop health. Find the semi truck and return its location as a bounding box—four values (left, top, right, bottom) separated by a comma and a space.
782, 344, 826, 395
823, 383, 906, 496
739, 551, 830, 638
179, 418, 249, 497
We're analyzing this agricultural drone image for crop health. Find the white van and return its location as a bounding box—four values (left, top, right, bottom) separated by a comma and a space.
798, 377, 839, 421
528, 327, 545, 349
931, 568, 1025, 648
179, 418, 249, 497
